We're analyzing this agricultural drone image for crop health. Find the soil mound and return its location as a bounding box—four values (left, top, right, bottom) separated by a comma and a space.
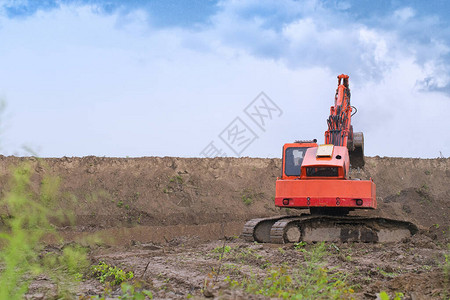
0, 156, 448, 232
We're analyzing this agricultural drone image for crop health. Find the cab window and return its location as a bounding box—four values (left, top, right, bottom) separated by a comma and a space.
306, 167, 339, 177
284, 147, 307, 176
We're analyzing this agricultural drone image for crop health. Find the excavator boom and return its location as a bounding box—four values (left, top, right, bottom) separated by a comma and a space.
325, 74, 365, 168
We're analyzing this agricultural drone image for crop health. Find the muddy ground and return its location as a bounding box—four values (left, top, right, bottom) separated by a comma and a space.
0, 156, 449, 299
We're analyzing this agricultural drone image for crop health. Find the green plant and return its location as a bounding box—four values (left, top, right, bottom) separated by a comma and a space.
169, 175, 183, 184
236, 247, 263, 261
89, 282, 153, 300
117, 200, 124, 208
242, 195, 252, 205
329, 243, 340, 253
379, 291, 404, 300
240, 189, 264, 206
225, 242, 353, 299
443, 246, 449, 299
294, 241, 306, 249
42, 244, 90, 297
92, 262, 134, 285
163, 175, 184, 195
377, 267, 398, 278
213, 245, 231, 254
0, 162, 88, 299
222, 263, 241, 274
228, 247, 270, 270
119, 282, 153, 299
416, 184, 431, 203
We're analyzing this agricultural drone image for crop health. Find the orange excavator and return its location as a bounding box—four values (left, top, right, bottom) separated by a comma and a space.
242, 75, 417, 243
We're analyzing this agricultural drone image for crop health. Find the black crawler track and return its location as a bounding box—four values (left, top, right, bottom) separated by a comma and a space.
242, 214, 418, 244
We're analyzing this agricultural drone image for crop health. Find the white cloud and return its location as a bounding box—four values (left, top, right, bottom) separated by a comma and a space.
393, 7, 415, 22
358, 28, 388, 63
0, 1, 448, 158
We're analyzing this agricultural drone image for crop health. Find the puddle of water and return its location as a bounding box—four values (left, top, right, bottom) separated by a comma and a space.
57, 221, 245, 246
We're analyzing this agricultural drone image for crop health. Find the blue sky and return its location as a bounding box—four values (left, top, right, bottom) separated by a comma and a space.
0, 0, 449, 158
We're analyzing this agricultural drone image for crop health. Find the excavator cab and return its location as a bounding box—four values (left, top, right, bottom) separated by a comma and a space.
281, 140, 318, 179
276, 142, 376, 213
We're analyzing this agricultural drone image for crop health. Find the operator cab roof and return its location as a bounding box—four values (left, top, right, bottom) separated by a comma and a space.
302, 145, 348, 168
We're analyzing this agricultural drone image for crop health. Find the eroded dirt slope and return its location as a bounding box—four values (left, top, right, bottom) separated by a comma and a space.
0, 156, 448, 232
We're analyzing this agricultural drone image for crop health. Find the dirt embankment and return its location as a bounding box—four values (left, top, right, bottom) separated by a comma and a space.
1, 156, 449, 299
0, 156, 448, 233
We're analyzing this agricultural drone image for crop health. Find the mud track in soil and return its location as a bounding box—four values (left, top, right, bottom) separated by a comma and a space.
0, 156, 449, 299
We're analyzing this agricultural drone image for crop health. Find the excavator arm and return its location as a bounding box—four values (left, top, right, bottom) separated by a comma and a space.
325, 74, 364, 168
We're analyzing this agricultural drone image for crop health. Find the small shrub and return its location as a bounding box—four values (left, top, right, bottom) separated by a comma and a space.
42, 244, 90, 297
0, 163, 89, 299
379, 291, 404, 300
164, 175, 184, 195
443, 248, 449, 299
236, 248, 263, 261
169, 175, 183, 184
92, 262, 134, 286
241, 189, 264, 206
294, 241, 306, 249
212, 245, 231, 254
416, 184, 431, 202
89, 281, 153, 299
119, 282, 153, 299
242, 195, 252, 205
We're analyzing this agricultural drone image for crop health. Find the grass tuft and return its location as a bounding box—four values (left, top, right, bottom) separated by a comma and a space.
225, 242, 354, 299
0, 162, 89, 299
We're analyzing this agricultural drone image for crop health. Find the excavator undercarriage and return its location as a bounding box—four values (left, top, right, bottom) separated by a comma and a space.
243, 215, 418, 244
